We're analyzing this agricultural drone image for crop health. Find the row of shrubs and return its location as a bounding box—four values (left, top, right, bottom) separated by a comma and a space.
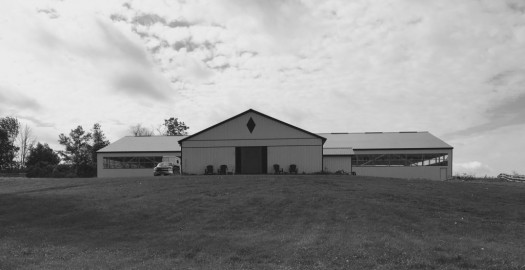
26, 162, 97, 178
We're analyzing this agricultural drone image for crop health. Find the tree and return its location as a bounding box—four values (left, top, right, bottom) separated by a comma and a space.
130, 123, 154, 136
17, 123, 36, 168
58, 126, 94, 176
91, 123, 110, 164
164, 117, 189, 135
57, 124, 110, 177
0, 117, 20, 169
26, 143, 60, 168
25, 142, 61, 178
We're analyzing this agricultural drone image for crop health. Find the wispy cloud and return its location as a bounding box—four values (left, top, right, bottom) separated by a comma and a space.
444, 70, 525, 138
17, 115, 55, 128
114, 72, 171, 101
0, 86, 43, 112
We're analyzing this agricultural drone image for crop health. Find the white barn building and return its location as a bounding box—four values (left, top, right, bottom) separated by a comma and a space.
97, 109, 453, 180
178, 109, 326, 174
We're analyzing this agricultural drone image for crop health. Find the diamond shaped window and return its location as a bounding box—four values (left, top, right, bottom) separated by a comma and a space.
247, 117, 256, 133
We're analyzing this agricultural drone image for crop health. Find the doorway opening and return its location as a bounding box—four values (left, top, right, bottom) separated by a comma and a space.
235, 146, 267, 174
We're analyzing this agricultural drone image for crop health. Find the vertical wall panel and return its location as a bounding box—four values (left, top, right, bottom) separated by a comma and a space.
182, 147, 235, 174
267, 146, 322, 174
353, 166, 444, 180
323, 156, 352, 173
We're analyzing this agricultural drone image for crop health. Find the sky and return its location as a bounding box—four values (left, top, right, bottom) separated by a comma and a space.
1, 0, 524, 177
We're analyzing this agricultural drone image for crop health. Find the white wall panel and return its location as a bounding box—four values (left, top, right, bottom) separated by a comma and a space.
353, 166, 444, 181
182, 147, 235, 174
189, 112, 319, 141
267, 145, 322, 174
182, 138, 321, 148
323, 156, 352, 173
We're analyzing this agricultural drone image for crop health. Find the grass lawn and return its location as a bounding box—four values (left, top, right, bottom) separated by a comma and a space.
0, 175, 524, 269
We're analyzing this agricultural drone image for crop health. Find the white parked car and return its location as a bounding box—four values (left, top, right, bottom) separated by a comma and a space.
153, 162, 174, 176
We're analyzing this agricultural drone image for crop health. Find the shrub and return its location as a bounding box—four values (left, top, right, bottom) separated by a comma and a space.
26, 161, 54, 178
76, 164, 96, 177
52, 164, 77, 178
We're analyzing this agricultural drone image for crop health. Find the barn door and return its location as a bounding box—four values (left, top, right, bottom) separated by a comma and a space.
235, 146, 267, 174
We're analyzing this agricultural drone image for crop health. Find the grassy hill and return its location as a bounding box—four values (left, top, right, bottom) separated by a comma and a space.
1, 175, 524, 269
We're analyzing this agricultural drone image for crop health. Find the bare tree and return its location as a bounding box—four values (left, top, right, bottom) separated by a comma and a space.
17, 124, 36, 168
155, 124, 167, 136
130, 124, 154, 136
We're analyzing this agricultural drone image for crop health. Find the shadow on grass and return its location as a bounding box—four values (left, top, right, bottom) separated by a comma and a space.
0, 193, 119, 234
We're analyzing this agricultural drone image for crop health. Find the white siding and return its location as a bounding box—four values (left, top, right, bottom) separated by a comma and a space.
353, 166, 444, 180
323, 156, 352, 173
189, 111, 316, 141
183, 138, 320, 148
97, 151, 179, 178
267, 145, 322, 174
182, 147, 235, 174
181, 110, 324, 175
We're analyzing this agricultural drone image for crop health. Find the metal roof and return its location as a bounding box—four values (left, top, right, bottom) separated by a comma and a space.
318, 132, 452, 150
97, 136, 187, 153
323, 148, 355, 155
98, 132, 451, 154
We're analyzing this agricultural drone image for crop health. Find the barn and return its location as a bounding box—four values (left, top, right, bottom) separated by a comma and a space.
178, 109, 325, 174
97, 136, 185, 178
97, 109, 453, 180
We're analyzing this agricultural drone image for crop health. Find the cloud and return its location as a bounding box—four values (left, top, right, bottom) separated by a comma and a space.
97, 19, 151, 66
17, 115, 55, 128
37, 8, 59, 19
454, 161, 493, 177
444, 70, 525, 138
0, 86, 43, 112
114, 73, 170, 101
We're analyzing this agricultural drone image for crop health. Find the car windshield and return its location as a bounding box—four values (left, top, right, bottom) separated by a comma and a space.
157, 162, 172, 167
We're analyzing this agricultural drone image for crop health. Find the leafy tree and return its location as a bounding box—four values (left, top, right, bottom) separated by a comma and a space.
0, 117, 20, 169
164, 117, 189, 135
130, 123, 154, 136
57, 124, 110, 177
26, 143, 60, 168
91, 123, 110, 164
58, 126, 93, 169
25, 142, 61, 178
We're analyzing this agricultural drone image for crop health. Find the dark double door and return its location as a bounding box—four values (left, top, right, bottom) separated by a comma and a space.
235, 146, 267, 174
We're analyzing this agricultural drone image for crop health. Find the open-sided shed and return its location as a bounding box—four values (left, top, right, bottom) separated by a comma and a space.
319, 132, 453, 180
97, 136, 186, 178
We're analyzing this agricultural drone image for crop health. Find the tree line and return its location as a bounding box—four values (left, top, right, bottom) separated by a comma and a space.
129, 117, 189, 136
0, 116, 189, 178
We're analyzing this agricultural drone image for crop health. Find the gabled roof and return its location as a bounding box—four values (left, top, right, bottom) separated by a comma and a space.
178, 109, 327, 144
97, 136, 187, 153
318, 132, 452, 150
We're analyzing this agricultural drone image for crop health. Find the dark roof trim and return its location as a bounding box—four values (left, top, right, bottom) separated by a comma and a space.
178, 109, 327, 145
353, 147, 453, 151
97, 151, 181, 154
